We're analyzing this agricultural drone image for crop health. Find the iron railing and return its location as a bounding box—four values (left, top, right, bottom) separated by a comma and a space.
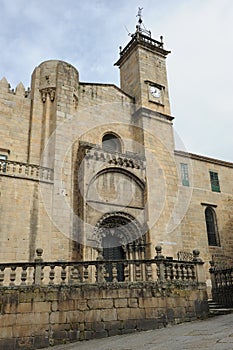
209, 261, 233, 307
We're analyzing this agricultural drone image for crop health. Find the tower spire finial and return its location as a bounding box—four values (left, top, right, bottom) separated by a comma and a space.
135, 7, 151, 37
137, 7, 143, 26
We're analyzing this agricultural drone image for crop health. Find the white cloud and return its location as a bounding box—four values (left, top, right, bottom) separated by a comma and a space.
0, 0, 232, 161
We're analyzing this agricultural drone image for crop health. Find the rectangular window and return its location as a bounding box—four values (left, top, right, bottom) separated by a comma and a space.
209, 171, 220, 192
0, 154, 7, 172
180, 163, 189, 186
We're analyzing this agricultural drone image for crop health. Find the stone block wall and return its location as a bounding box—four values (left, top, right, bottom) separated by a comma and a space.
0, 283, 209, 350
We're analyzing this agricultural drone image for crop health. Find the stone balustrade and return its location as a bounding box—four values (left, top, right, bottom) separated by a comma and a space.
119, 32, 166, 60
0, 247, 205, 288
0, 159, 53, 182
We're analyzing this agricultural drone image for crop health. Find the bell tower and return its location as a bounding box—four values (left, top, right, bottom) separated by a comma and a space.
115, 9, 172, 118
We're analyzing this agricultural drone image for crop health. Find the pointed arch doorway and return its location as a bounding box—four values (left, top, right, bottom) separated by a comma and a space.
95, 212, 147, 282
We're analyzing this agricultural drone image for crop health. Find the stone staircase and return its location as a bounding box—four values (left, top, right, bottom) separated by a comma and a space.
208, 299, 233, 317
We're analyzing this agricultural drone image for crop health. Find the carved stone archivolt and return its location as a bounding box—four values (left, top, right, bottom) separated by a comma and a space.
81, 142, 146, 170
94, 212, 147, 257
40, 87, 56, 103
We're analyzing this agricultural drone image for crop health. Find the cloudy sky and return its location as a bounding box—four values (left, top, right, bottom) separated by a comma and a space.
1, 0, 232, 162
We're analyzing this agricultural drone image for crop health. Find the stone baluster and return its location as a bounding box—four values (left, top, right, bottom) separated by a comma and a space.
145, 262, 152, 281
112, 263, 118, 282
83, 264, 89, 282
11, 162, 15, 174
176, 263, 181, 280
40, 167, 45, 180
34, 248, 43, 285
184, 264, 188, 280
46, 168, 50, 180
31, 166, 37, 178
0, 266, 5, 286
135, 262, 141, 281
164, 263, 169, 281
14, 163, 21, 174
9, 266, 17, 286
6, 161, 10, 173
20, 266, 28, 285
169, 263, 173, 280
188, 264, 193, 280
25, 164, 29, 176
61, 264, 67, 284
48, 169, 52, 181
128, 245, 133, 281
124, 262, 129, 282
171, 263, 175, 280
36, 167, 39, 178
49, 265, 55, 285
180, 264, 185, 280
166, 262, 173, 281
45, 168, 49, 180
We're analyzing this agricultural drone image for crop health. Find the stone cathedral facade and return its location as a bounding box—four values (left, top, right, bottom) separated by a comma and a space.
0, 24, 232, 287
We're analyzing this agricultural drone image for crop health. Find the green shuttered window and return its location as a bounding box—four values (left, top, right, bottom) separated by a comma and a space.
209, 171, 220, 192
180, 163, 189, 186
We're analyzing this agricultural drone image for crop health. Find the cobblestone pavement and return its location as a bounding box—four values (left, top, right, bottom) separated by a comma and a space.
46, 313, 233, 350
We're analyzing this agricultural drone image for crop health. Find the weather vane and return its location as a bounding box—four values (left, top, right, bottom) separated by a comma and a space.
136, 7, 151, 37
137, 7, 143, 26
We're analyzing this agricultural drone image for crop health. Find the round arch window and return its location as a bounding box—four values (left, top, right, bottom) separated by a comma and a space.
102, 133, 122, 153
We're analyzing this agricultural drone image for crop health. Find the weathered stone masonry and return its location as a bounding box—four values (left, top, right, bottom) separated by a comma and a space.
0, 247, 208, 349
0, 283, 208, 349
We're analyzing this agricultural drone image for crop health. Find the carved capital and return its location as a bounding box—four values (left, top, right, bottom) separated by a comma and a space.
40, 87, 56, 103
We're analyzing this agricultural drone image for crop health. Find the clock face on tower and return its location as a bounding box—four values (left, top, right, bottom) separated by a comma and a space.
149, 86, 161, 98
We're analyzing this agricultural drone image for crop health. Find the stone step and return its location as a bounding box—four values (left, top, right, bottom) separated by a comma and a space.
208, 299, 233, 316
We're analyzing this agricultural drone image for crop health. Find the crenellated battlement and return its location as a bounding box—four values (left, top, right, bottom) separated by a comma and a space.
0, 77, 30, 97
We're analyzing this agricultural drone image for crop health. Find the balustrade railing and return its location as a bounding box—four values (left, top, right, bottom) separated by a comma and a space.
0, 159, 53, 182
118, 32, 166, 60
0, 247, 205, 288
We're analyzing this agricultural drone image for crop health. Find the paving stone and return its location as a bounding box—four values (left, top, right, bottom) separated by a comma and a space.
43, 313, 233, 350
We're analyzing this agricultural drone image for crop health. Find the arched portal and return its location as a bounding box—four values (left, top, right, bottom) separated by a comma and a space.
95, 212, 147, 281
